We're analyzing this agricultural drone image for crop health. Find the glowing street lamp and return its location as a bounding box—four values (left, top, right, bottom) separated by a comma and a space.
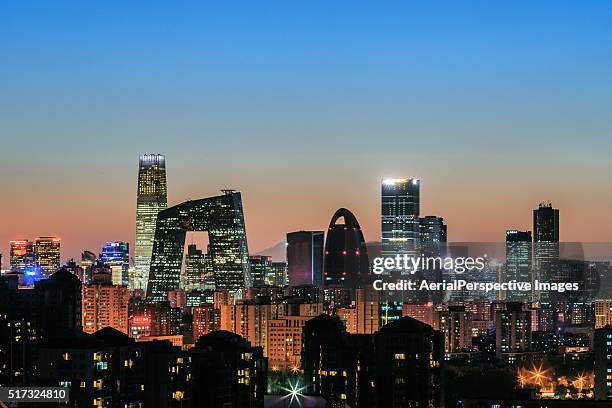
280, 379, 307, 407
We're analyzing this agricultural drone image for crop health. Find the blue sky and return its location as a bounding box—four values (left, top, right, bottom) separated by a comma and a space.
1, 1, 612, 261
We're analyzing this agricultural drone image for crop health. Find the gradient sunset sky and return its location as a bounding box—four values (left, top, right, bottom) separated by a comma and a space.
1, 1, 612, 264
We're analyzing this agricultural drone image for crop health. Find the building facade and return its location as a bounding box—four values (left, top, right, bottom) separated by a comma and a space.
381, 178, 420, 259
286, 231, 324, 287
323, 208, 369, 291
101, 241, 129, 286
147, 191, 251, 301
34, 237, 61, 277
134, 154, 167, 292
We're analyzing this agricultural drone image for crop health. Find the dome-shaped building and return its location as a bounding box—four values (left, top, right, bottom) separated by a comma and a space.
323, 208, 369, 290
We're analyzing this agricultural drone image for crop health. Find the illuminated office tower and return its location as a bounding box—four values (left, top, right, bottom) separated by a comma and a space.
100, 241, 129, 286
80, 250, 96, 284
286, 231, 324, 287
9, 239, 35, 273
134, 154, 167, 292
419, 216, 447, 257
267, 262, 288, 286
34, 237, 61, 277
248, 255, 272, 287
505, 230, 532, 301
381, 178, 420, 259
533, 202, 560, 303
147, 191, 251, 301
419, 216, 447, 301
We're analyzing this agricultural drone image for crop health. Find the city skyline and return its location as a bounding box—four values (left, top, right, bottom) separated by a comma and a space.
2, 1, 612, 263
3, 2, 612, 406
1, 160, 612, 265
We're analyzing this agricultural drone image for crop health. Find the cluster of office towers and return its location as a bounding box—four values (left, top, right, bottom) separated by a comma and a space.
5, 155, 612, 405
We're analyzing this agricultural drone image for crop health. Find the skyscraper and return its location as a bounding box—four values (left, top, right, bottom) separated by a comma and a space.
134, 154, 167, 292
323, 208, 369, 290
419, 216, 447, 257
147, 191, 251, 301
533, 202, 560, 303
248, 255, 272, 287
101, 241, 130, 286
9, 239, 35, 273
34, 237, 61, 277
504, 230, 532, 301
419, 216, 447, 301
381, 178, 420, 259
286, 231, 324, 287
80, 250, 96, 284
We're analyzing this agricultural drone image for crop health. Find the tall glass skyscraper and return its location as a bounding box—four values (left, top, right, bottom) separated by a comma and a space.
34, 237, 61, 277
505, 230, 532, 301
286, 231, 324, 287
101, 241, 130, 286
146, 191, 251, 302
533, 202, 560, 303
9, 239, 35, 273
381, 178, 420, 258
419, 216, 447, 257
134, 154, 167, 292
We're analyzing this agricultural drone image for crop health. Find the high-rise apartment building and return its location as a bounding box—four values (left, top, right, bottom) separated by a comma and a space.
438, 305, 471, 353
34, 237, 61, 277
373, 317, 442, 408
220, 300, 271, 356
495, 302, 532, 358
267, 315, 312, 370
82, 271, 129, 334
134, 154, 167, 292
381, 178, 420, 258
286, 231, 324, 287
101, 241, 129, 286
